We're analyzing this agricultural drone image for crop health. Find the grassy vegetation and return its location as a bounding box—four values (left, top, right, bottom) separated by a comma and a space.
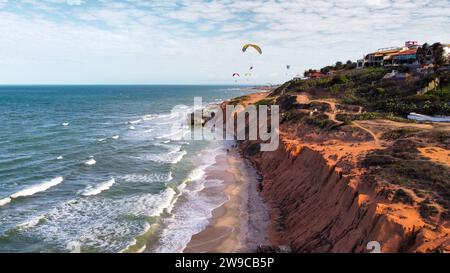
259, 64, 450, 221
254, 98, 275, 108
304, 115, 336, 129
393, 189, 415, 205
279, 67, 450, 117
263, 63, 450, 223
362, 130, 450, 218
381, 128, 422, 140
336, 112, 412, 124
228, 95, 249, 105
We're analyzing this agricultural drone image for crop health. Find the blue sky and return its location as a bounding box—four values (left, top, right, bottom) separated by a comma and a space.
0, 0, 449, 84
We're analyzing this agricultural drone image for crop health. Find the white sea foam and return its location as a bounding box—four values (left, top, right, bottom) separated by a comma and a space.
155, 183, 227, 253
112, 135, 120, 140
155, 147, 226, 252
57, 156, 63, 160
155, 130, 185, 141
85, 158, 96, 166
154, 143, 180, 150
120, 172, 173, 183
147, 188, 176, 217
128, 119, 142, 125
170, 151, 187, 164
142, 114, 157, 121
183, 166, 206, 187
129, 126, 136, 130
155, 199, 226, 253
62, 122, 69, 126
10, 177, 64, 199
17, 215, 46, 229
98, 138, 106, 142
81, 178, 115, 197
0, 197, 12, 206
182, 148, 221, 187
176, 164, 208, 194
19, 188, 177, 252
146, 150, 187, 164
142, 144, 186, 164
136, 245, 147, 253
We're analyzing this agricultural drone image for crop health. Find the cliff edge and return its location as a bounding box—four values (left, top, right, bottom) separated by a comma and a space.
233, 68, 450, 253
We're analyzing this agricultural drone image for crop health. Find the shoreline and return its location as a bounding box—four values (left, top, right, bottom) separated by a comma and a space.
183, 144, 268, 253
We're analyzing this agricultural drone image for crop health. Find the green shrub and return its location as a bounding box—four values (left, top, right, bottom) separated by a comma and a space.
228, 95, 249, 105
393, 189, 415, 205
329, 85, 340, 94
376, 87, 386, 95
330, 74, 349, 85
381, 128, 421, 140
305, 116, 335, 129
254, 98, 275, 108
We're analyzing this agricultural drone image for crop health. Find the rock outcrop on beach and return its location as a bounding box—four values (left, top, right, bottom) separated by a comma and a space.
231, 67, 450, 253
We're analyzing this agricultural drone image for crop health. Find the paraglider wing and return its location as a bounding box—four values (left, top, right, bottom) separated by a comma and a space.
286, 65, 290, 70
232, 73, 240, 77
242, 44, 262, 55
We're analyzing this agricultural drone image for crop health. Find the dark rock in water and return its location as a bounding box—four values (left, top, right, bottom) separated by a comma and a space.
189, 110, 203, 126
188, 108, 217, 127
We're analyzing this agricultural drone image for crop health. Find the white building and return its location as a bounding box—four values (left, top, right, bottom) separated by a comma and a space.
444, 44, 450, 60
356, 59, 364, 69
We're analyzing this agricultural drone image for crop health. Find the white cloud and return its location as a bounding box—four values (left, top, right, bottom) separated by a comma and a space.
0, 0, 448, 84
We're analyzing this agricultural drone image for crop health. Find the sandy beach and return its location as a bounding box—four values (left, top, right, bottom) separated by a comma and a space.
183, 145, 269, 253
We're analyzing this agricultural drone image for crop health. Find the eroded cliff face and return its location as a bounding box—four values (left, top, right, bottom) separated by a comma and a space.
239, 128, 450, 253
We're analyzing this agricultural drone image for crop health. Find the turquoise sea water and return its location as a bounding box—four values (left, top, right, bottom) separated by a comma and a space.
0, 85, 249, 253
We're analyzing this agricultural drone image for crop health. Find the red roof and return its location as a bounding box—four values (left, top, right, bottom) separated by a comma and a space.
310, 72, 325, 78
391, 49, 417, 56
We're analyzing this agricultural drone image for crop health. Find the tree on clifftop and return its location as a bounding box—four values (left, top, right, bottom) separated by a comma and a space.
432, 43, 446, 66
416, 43, 428, 65
304, 69, 317, 77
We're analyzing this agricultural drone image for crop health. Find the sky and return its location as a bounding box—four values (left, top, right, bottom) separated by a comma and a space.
0, 0, 449, 85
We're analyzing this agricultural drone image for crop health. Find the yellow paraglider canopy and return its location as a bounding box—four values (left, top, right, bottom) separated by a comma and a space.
242, 44, 262, 54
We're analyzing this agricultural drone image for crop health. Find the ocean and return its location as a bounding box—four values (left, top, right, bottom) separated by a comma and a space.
0, 85, 249, 253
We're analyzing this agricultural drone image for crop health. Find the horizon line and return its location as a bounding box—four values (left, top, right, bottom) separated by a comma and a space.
0, 83, 270, 86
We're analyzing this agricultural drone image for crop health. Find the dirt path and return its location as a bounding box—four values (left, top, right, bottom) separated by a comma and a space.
353, 121, 381, 147
296, 94, 382, 146
310, 99, 339, 123
296, 93, 310, 104
298, 93, 449, 148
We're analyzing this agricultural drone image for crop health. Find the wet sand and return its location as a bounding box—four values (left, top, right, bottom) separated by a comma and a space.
183, 146, 268, 253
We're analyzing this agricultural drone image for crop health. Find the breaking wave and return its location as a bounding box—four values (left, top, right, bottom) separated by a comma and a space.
81, 178, 116, 197
0, 177, 64, 206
